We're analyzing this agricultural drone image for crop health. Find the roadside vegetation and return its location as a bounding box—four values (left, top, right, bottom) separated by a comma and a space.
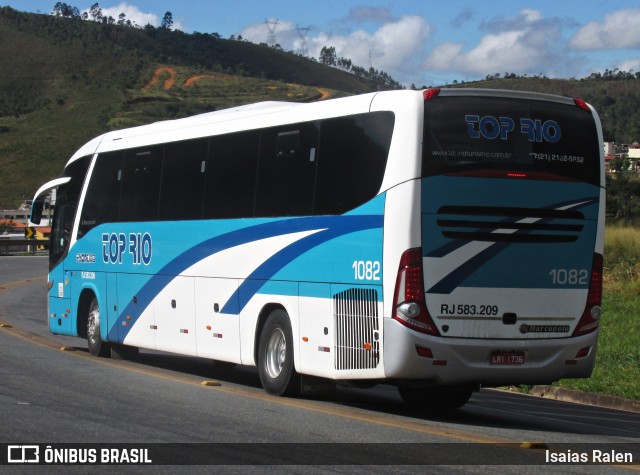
548, 172, 640, 399
552, 225, 640, 399
0, 6, 386, 208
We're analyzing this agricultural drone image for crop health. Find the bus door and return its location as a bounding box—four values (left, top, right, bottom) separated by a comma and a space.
31, 177, 75, 334
49, 196, 77, 334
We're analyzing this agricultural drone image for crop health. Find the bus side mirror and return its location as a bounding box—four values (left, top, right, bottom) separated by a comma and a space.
31, 177, 71, 226
31, 199, 44, 225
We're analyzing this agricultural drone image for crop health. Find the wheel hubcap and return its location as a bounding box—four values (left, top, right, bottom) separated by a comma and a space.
265, 328, 286, 379
87, 304, 99, 345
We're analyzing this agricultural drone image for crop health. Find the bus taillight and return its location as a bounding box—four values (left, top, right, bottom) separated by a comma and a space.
574, 98, 590, 112
572, 253, 603, 337
393, 248, 440, 336
423, 88, 441, 101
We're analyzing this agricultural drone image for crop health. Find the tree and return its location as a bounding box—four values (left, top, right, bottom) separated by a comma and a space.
51, 2, 80, 18
160, 11, 173, 30
319, 46, 337, 66
606, 173, 640, 223
89, 2, 102, 22
337, 57, 352, 72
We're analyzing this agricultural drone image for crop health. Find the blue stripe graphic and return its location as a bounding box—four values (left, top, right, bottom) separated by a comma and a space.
425, 196, 598, 259
425, 197, 598, 295
110, 215, 382, 341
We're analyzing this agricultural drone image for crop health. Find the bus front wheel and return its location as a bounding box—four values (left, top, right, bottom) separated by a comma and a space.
257, 309, 300, 396
87, 296, 110, 357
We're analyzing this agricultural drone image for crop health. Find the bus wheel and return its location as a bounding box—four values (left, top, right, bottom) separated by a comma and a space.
398, 385, 474, 411
258, 309, 300, 396
87, 297, 110, 357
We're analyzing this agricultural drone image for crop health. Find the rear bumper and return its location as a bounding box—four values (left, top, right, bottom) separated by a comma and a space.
383, 318, 598, 386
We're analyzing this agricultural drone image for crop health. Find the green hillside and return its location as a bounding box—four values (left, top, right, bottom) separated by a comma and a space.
0, 6, 383, 208
2, 6, 640, 208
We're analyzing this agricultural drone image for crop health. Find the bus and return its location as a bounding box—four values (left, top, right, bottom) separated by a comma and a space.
31, 88, 604, 409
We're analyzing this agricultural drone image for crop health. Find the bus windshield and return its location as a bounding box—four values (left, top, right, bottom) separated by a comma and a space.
423, 96, 600, 185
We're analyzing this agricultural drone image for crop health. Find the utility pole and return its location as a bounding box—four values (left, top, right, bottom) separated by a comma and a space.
295, 25, 311, 57
264, 19, 279, 47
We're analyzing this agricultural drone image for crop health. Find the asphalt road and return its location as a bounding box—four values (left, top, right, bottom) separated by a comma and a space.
0, 255, 639, 473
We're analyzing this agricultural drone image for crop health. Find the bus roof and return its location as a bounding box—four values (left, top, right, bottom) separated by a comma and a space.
66, 93, 381, 164
436, 87, 576, 105
65, 88, 593, 167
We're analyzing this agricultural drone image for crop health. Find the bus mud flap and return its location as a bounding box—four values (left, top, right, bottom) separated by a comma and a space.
110, 343, 140, 360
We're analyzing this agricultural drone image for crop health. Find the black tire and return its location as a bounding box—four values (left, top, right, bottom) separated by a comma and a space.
86, 296, 110, 357
398, 385, 474, 411
257, 309, 300, 396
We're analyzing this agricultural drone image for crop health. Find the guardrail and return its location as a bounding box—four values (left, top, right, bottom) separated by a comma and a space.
0, 239, 48, 255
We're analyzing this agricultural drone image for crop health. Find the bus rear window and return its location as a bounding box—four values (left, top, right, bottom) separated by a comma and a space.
422, 96, 600, 185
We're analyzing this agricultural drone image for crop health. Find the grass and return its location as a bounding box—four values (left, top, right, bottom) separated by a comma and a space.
0, 60, 339, 208
602, 226, 640, 286
0, 8, 368, 208
550, 226, 640, 400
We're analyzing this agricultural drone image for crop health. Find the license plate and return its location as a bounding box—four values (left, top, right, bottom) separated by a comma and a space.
490, 351, 525, 365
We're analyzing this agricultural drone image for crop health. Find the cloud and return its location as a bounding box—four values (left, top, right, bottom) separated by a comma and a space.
240, 15, 430, 77
617, 58, 640, 73
83, 2, 184, 30
237, 7, 640, 85
570, 8, 640, 50
426, 31, 540, 74
99, 2, 157, 26
480, 8, 542, 31
310, 16, 430, 73
346, 6, 395, 24
450, 8, 474, 28
239, 19, 299, 46
425, 9, 574, 78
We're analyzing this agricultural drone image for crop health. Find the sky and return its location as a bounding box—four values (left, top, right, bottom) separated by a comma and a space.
8, 1, 640, 86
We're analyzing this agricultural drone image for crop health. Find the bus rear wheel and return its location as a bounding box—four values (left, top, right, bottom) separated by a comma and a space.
87, 296, 110, 357
398, 385, 474, 411
258, 309, 300, 396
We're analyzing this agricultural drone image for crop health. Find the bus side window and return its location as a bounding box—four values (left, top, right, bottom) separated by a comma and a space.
314, 112, 394, 215
50, 199, 76, 267
79, 151, 123, 236
119, 146, 163, 222
254, 123, 318, 217
48, 155, 91, 267
159, 138, 208, 221
204, 130, 260, 219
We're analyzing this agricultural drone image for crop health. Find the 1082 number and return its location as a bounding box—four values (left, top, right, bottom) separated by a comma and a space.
352, 260, 381, 281
549, 268, 589, 285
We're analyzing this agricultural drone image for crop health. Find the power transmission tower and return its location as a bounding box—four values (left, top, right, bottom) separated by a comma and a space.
264, 18, 279, 47
295, 25, 311, 57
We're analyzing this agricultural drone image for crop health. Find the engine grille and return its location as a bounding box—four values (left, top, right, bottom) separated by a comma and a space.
333, 288, 380, 370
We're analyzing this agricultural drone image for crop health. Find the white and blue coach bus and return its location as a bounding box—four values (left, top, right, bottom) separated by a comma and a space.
31, 89, 604, 409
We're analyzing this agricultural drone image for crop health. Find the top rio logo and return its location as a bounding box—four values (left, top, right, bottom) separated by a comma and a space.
465, 115, 561, 143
